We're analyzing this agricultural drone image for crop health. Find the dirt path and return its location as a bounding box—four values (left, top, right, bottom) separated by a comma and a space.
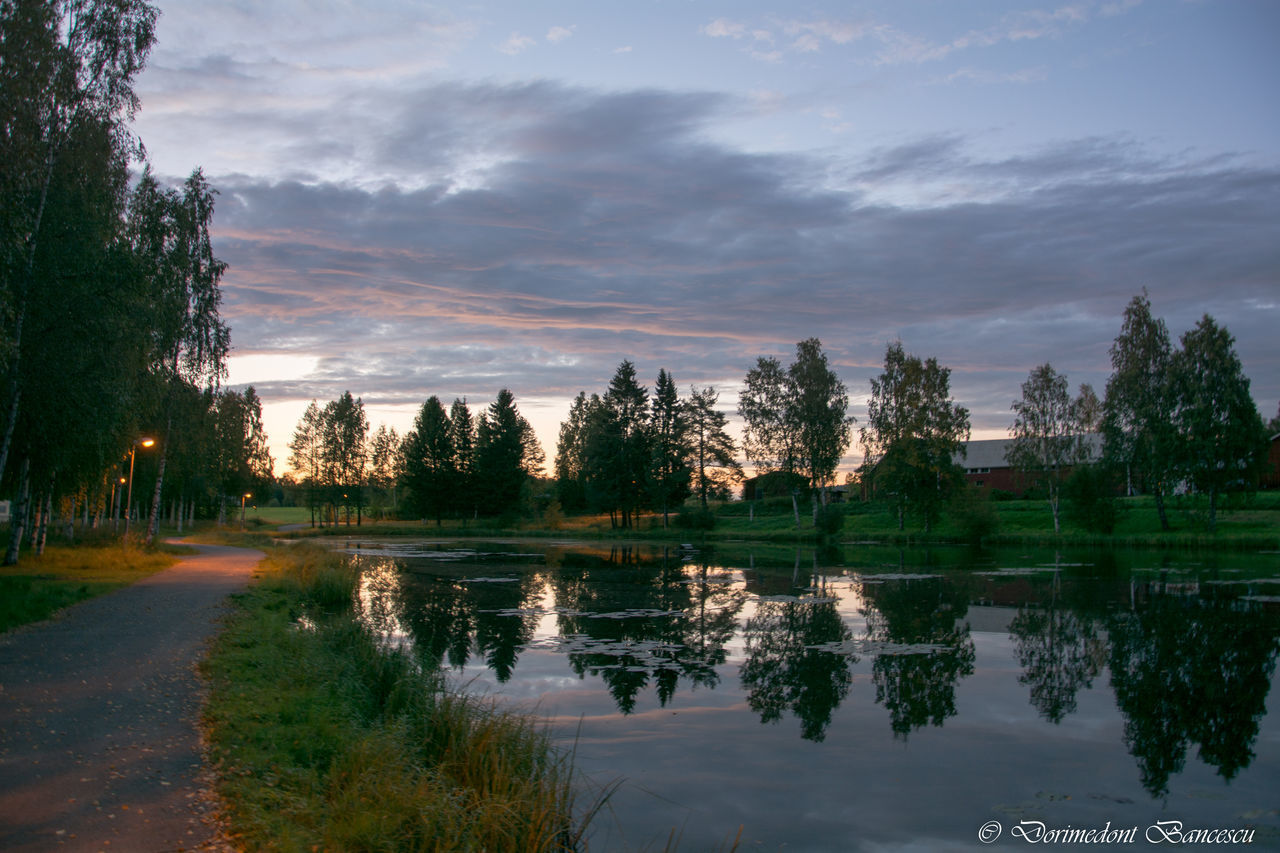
0, 542, 263, 852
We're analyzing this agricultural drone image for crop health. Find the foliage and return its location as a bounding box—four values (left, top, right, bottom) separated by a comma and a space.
948, 484, 1000, 543
400, 395, 454, 524
474, 389, 544, 517
320, 391, 369, 524
859, 341, 970, 532
739, 339, 852, 503
1168, 314, 1268, 532
738, 354, 793, 475
813, 504, 844, 537
1, 0, 159, 486
1101, 291, 1176, 529
687, 385, 742, 508
649, 368, 692, 527
788, 338, 853, 494
366, 423, 401, 519
674, 505, 717, 531
1007, 363, 1095, 535
1063, 464, 1122, 534
553, 391, 595, 513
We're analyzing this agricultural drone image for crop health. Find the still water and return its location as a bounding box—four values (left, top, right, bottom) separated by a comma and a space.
337, 538, 1280, 851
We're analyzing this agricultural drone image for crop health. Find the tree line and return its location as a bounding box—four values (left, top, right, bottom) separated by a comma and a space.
287, 389, 547, 526
1, 0, 269, 562
286, 295, 1270, 536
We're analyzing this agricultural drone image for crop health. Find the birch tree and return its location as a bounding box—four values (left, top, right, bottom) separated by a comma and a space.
860, 342, 970, 531
140, 168, 230, 543
1169, 315, 1267, 531
1101, 292, 1176, 528
1007, 364, 1093, 534
288, 401, 324, 526
1, 0, 158, 484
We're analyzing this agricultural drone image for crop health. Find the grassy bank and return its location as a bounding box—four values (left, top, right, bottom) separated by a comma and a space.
201, 542, 589, 852
251, 490, 1280, 551
0, 535, 184, 633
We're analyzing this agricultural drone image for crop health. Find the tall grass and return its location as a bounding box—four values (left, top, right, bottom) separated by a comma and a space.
203, 542, 587, 852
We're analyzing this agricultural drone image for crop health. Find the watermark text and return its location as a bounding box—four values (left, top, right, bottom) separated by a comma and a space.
978, 819, 1257, 845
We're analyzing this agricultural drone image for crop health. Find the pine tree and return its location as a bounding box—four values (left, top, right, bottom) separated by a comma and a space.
687, 386, 741, 508
401, 396, 453, 524
649, 369, 691, 527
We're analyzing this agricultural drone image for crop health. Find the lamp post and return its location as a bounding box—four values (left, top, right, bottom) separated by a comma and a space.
124, 438, 155, 540
241, 492, 252, 527
111, 476, 126, 531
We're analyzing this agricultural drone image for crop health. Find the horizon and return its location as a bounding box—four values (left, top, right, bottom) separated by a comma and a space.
125, 1, 1277, 476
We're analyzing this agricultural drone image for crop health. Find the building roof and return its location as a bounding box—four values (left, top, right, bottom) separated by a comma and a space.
954, 434, 1104, 469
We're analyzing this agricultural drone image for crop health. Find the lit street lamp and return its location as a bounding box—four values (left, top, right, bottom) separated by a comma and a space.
241, 492, 252, 527
124, 438, 155, 540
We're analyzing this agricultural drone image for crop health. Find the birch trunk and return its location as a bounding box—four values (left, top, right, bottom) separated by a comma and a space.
3, 458, 31, 565
145, 413, 172, 545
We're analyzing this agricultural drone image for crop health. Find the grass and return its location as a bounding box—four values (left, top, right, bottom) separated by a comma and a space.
0, 533, 185, 633
201, 541, 592, 852
250, 490, 1280, 551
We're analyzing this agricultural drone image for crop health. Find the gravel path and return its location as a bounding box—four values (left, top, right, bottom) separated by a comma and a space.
0, 542, 264, 852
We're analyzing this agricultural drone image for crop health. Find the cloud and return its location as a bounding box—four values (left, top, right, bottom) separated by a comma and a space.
196, 80, 1278, 461
546, 25, 575, 43
498, 32, 536, 55
702, 2, 1140, 67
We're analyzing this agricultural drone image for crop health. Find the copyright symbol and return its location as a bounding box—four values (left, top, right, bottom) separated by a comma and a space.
979, 820, 1002, 843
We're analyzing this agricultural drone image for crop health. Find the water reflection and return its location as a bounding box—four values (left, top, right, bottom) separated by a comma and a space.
862, 574, 976, 739
1108, 592, 1279, 798
345, 539, 1280, 802
740, 582, 851, 742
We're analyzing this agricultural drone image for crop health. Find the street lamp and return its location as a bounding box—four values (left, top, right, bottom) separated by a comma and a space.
124, 438, 155, 540
111, 476, 126, 531
241, 492, 252, 527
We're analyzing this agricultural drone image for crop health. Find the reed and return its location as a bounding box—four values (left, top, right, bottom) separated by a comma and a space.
202, 543, 587, 852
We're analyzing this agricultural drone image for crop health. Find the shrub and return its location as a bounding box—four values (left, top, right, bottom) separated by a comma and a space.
815, 504, 844, 536
949, 485, 1000, 543
1064, 464, 1122, 534
675, 506, 716, 530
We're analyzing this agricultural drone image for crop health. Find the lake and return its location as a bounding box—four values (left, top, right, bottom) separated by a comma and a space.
333, 538, 1280, 851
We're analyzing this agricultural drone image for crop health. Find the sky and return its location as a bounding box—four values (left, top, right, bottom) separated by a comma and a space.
128, 0, 1280, 477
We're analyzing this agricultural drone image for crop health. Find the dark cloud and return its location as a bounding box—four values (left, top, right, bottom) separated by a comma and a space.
207, 81, 1278, 451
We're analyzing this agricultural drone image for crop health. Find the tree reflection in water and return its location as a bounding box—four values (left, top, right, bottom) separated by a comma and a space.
860, 574, 976, 739
550, 547, 745, 713
349, 541, 1280, 802
1010, 571, 1106, 724
739, 576, 852, 742
1108, 588, 1280, 798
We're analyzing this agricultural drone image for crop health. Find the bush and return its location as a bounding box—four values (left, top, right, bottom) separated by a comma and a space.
949, 485, 1000, 543
1064, 464, 1122, 534
674, 506, 716, 530
815, 504, 844, 536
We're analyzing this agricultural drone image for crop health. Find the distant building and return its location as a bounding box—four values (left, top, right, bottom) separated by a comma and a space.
1264, 433, 1280, 490
954, 434, 1103, 496
741, 471, 848, 502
